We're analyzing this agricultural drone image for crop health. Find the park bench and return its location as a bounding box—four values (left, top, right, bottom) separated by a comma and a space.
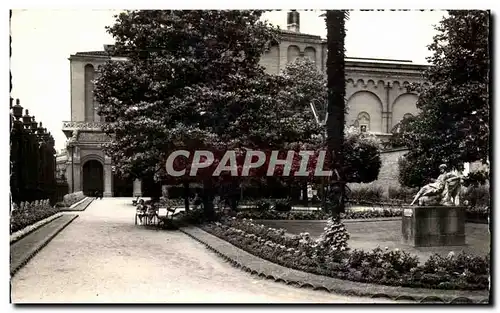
155, 207, 178, 229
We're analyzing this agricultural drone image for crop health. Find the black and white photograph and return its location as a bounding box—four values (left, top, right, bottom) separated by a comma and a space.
8, 5, 492, 305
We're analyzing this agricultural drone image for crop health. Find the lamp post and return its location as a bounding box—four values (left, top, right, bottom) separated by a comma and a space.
12, 99, 23, 122
11, 99, 23, 203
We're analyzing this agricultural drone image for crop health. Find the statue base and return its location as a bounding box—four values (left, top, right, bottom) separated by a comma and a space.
402, 206, 466, 247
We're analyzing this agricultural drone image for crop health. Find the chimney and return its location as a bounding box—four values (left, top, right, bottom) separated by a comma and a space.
287, 10, 300, 33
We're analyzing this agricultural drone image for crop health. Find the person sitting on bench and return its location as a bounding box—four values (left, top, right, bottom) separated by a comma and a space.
146, 201, 158, 224
136, 199, 147, 225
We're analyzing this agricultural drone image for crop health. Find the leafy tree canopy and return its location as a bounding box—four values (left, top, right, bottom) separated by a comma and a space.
95, 10, 286, 183
95, 10, 379, 192
398, 10, 490, 187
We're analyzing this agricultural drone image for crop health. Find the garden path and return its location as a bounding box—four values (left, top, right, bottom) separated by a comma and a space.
11, 198, 393, 303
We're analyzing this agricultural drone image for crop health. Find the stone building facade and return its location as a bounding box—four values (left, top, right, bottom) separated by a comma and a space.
60, 10, 428, 197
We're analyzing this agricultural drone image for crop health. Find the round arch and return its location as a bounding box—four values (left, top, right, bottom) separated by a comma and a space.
287, 45, 300, 63
346, 91, 383, 132
82, 159, 104, 197
304, 46, 316, 63
391, 93, 419, 129
80, 154, 104, 166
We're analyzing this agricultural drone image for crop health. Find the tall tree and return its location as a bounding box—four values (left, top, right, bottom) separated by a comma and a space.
94, 10, 284, 219
398, 10, 490, 187
324, 10, 348, 217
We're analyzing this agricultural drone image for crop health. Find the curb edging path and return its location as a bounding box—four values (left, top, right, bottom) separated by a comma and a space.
10, 198, 93, 245
180, 226, 490, 304
10, 213, 63, 245
10, 214, 79, 277
63, 197, 94, 212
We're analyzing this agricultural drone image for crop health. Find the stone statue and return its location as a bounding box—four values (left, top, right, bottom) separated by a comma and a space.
410, 164, 463, 206
71, 129, 79, 142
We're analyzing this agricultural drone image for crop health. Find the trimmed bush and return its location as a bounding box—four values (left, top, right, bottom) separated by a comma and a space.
236, 207, 402, 220
10, 199, 60, 234
63, 191, 85, 207
273, 198, 292, 212
349, 186, 384, 204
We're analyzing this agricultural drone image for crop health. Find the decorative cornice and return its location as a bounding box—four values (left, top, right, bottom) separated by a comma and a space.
346, 70, 425, 81
69, 53, 110, 61
62, 121, 104, 132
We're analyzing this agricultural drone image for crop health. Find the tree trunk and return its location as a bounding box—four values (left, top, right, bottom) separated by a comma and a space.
183, 181, 190, 212
325, 10, 347, 217
202, 178, 215, 221
301, 182, 308, 206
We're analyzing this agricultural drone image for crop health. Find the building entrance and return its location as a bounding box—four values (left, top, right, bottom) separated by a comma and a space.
82, 160, 104, 196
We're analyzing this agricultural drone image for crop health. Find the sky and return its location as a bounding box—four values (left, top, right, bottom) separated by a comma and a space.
10, 9, 447, 152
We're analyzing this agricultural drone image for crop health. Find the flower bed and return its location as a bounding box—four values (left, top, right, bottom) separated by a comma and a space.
202, 218, 489, 291
10, 199, 61, 234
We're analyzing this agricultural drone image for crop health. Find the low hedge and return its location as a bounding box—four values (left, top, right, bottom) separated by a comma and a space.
10, 199, 61, 234
59, 191, 85, 208
202, 218, 489, 291
236, 208, 403, 220
235, 205, 488, 222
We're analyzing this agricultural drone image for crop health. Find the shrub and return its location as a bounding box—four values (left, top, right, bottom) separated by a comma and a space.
202, 219, 489, 290
343, 127, 382, 184
10, 199, 61, 234
62, 191, 85, 207
255, 199, 271, 211
235, 207, 403, 220
466, 206, 489, 223
388, 186, 418, 203
316, 217, 350, 253
462, 185, 490, 209
349, 186, 384, 204
462, 169, 489, 188
175, 209, 205, 227
273, 198, 292, 212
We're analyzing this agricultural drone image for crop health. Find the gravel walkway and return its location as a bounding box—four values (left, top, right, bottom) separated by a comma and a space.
11, 198, 391, 303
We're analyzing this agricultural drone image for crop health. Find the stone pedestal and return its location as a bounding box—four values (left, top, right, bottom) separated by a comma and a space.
133, 179, 142, 197
402, 206, 466, 247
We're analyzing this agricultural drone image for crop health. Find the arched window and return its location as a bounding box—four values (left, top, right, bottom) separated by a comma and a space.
84, 64, 95, 122
357, 111, 370, 132
304, 47, 316, 64
287, 45, 300, 64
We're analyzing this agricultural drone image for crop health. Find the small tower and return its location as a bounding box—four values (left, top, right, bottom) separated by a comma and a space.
287, 10, 300, 33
